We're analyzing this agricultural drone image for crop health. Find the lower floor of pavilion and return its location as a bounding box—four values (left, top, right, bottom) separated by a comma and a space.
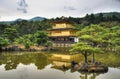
49, 36, 79, 44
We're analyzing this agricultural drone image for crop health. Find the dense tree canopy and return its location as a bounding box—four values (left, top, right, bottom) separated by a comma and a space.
14, 34, 34, 49
4, 28, 19, 43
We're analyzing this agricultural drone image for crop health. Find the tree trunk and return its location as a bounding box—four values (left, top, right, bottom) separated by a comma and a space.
92, 52, 95, 63
85, 73, 88, 79
84, 52, 88, 64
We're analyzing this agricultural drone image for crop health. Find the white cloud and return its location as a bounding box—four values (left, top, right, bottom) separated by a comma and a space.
0, 0, 120, 21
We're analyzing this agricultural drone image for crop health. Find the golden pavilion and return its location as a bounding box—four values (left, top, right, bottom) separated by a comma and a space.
48, 20, 78, 46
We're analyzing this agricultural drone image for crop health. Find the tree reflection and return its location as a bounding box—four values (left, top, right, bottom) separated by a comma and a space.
0, 53, 48, 70
79, 72, 102, 79
34, 54, 47, 70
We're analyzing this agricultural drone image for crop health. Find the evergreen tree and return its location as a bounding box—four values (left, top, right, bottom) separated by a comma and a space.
0, 36, 9, 51
34, 31, 48, 46
4, 28, 19, 43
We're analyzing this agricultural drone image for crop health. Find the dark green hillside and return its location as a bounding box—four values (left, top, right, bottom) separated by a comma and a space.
30, 16, 45, 21
95, 12, 120, 18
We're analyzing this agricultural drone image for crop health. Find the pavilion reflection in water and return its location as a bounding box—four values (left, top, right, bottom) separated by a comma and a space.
48, 54, 82, 70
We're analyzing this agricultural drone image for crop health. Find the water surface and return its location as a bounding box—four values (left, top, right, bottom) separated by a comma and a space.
0, 51, 120, 79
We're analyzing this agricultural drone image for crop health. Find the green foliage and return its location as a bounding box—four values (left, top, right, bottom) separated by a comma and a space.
78, 24, 120, 51
14, 20, 52, 35
45, 41, 53, 51
0, 36, 9, 47
0, 24, 9, 34
4, 28, 19, 43
14, 34, 34, 49
70, 42, 97, 53
34, 31, 48, 46
73, 24, 85, 30
45, 41, 53, 47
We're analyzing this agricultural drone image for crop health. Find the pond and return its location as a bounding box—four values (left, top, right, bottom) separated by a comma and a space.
0, 51, 120, 79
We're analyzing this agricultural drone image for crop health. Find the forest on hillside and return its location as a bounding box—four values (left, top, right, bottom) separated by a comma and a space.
0, 12, 120, 52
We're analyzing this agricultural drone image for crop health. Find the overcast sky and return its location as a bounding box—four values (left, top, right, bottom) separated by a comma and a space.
0, 0, 120, 21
